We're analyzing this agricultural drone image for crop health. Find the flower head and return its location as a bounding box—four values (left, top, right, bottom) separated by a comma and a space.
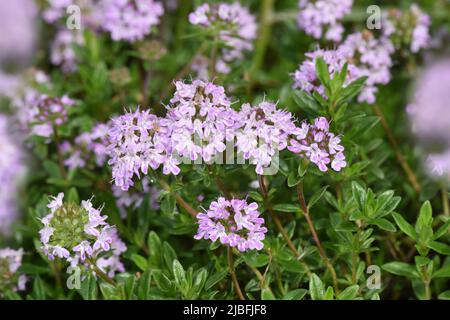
236, 101, 297, 174
189, 2, 257, 75
0, 248, 27, 294
164, 80, 238, 163
107, 108, 178, 191
288, 117, 346, 172
195, 197, 267, 251
99, 0, 164, 42
297, 0, 353, 42
39, 193, 126, 278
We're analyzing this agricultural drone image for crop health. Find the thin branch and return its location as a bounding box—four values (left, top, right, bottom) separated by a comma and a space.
228, 247, 245, 300
297, 182, 339, 293
257, 175, 311, 276
159, 179, 198, 218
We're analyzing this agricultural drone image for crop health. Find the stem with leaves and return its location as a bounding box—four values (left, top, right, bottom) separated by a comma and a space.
297, 182, 339, 293
86, 257, 116, 286
257, 175, 311, 276
158, 179, 198, 218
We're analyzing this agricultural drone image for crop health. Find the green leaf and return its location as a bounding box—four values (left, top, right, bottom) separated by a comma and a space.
272, 203, 300, 213
336, 76, 368, 104
309, 273, 324, 300
148, 231, 162, 267
153, 270, 172, 292
78, 273, 98, 300
323, 287, 334, 300
382, 262, 419, 279
32, 276, 46, 299
433, 219, 450, 240
351, 181, 366, 211
438, 290, 450, 300
416, 201, 433, 233
308, 186, 329, 209
287, 172, 300, 187
337, 285, 359, 300
131, 254, 148, 272
283, 289, 307, 300
315, 57, 331, 95
100, 283, 119, 300
205, 270, 228, 290
261, 288, 276, 300
428, 241, 450, 255
248, 191, 263, 202
172, 260, 187, 292
293, 90, 320, 116
370, 218, 397, 232
392, 212, 418, 240
433, 265, 450, 278
136, 270, 152, 299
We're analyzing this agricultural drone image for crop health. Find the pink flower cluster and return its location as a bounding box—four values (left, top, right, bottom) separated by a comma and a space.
109, 80, 348, 189
189, 2, 257, 75
194, 197, 267, 252
39, 193, 126, 277
339, 31, 394, 104
13, 91, 74, 139
164, 80, 237, 162
382, 4, 430, 53
297, 0, 353, 42
61, 122, 110, 170
50, 29, 84, 73
99, 0, 164, 42
107, 108, 180, 191
0, 248, 27, 293
288, 117, 346, 172
236, 101, 297, 175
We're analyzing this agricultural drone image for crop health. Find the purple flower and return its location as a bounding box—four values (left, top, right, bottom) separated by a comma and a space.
107, 108, 179, 191
297, 0, 353, 42
382, 4, 430, 54
164, 80, 238, 163
13, 92, 75, 140
288, 117, 346, 172
194, 197, 267, 252
50, 28, 84, 73
99, 0, 164, 42
39, 193, 127, 277
0, 248, 27, 292
338, 31, 394, 104
235, 101, 298, 174
189, 2, 257, 76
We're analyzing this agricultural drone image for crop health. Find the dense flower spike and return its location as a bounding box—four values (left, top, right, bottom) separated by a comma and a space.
99, 0, 164, 42
39, 193, 126, 276
194, 197, 267, 251
288, 117, 346, 172
164, 80, 238, 163
339, 31, 394, 104
407, 59, 450, 180
0, 248, 27, 294
236, 101, 297, 175
50, 29, 84, 73
297, 0, 353, 42
0, 116, 25, 236
189, 2, 257, 75
292, 48, 359, 98
13, 91, 74, 139
107, 109, 179, 191
382, 4, 430, 54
